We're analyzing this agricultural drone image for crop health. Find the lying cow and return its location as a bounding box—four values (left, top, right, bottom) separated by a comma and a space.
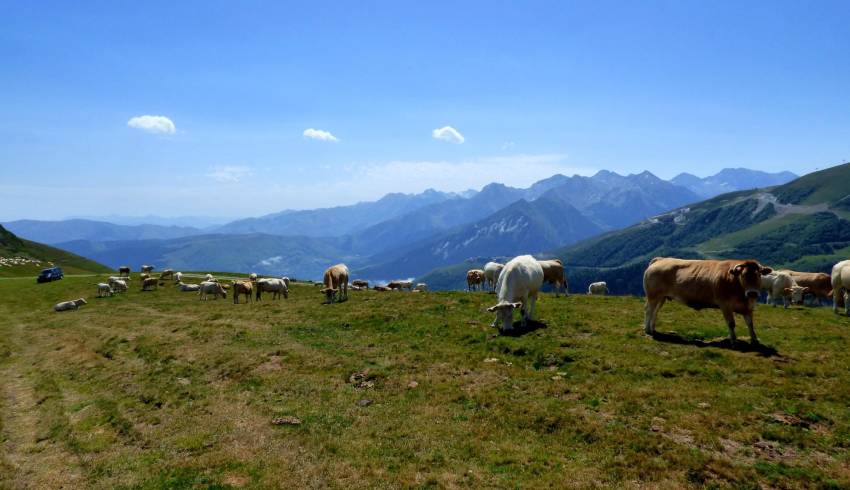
387, 280, 413, 291
467, 269, 485, 292
140, 277, 159, 291
644, 257, 772, 345
832, 260, 850, 315
96, 283, 114, 297
109, 278, 128, 292
373, 285, 392, 292
321, 264, 349, 303
488, 255, 544, 333
256, 278, 289, 300
352, 279, 369, 289
159, 269, 174, 280
54, 298, 87, 312
177, 282, 200, 292
198, 281, 227, 300
233, 281, 253, 304
538, 259, 567, 297
588, 282, 608, 295
483, 262, 504, 292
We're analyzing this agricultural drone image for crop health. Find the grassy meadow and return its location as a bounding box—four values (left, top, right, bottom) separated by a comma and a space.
1, 275, 850, 488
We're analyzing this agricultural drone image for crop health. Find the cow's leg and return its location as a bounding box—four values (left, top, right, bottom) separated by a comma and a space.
783, 295, 789, 309
721, 308, 737, 345
528, 292, 538, 321
744, 312, 759, 345
644, 297, 664, 335
834, 289, 842, 314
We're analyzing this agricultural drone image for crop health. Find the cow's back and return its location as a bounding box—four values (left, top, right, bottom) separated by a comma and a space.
644, 258, 731, 309
496, 255, 543, 303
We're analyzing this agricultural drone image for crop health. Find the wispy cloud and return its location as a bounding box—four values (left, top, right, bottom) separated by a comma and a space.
206, 165, 252, 183
432, 126, 465, 144
127, 115, 176, 134
303, 128, 339, 142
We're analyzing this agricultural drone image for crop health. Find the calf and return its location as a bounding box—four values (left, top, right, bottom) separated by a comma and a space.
644, 257, 772, 345
321, 264, 349, 303
54, 298, 87, 312
487, 255, 544, 333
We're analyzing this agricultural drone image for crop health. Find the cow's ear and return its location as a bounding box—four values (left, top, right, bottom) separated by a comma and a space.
760, 267, 773, 276
730, 264, 744, 276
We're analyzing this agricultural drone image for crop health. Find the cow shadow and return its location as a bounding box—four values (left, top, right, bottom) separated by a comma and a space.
499, 319, 548, 337
650, 331, 779, 357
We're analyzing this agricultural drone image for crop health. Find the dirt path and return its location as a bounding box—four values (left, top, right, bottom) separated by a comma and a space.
0, 324, 85, 488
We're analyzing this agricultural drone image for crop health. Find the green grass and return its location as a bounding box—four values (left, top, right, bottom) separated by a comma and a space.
697, 214, 807, 253
0, 224, 111, 277
1, 276, 850, 488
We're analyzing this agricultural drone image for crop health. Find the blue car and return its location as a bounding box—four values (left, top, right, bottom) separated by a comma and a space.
37, 266, 64, 283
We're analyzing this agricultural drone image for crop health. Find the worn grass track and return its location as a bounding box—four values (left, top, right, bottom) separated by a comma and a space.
1, 276, 849, 488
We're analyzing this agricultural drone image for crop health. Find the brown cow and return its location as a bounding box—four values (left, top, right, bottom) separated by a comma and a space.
538, 259, 568, 297
466, 269, 485, 292
644, 257, 772, 345
233, 281, 253, 304
321, 264, 349, 303
118, 266, 131, 278
140, 277, 159, 291
776, 270, 832, 305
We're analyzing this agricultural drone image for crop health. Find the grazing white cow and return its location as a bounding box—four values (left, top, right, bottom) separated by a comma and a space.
762, 272, 806, 308
198, 281, 227, 300
321, 264, 349, 303
174, 272, 183, 283
96, 283, 114, 297
177, 282, 200, 292
483, 262, 504, 292
54, 298, 87, 312
832, 260, 850, 315
109, 278, 128, 292
487, 255, 544, 333
256, 278, 289, 300
588, 282, 608, 295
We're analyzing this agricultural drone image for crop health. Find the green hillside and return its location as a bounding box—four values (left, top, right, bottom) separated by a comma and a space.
2, 276, 850, 487
0, 225, 111, 277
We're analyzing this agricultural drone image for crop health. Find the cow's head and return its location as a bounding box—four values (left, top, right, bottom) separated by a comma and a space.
784, 285, 809, 305
77, 298, 88, 305
730, 261, 772, 299
487, 301, 522, 331
321, 287, 337, 302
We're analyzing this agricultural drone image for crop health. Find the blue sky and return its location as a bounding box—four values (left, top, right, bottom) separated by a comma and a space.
1, 1, 849, 220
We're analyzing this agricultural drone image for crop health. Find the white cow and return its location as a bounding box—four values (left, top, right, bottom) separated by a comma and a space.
762, 272, 806, 308
414, 282, 428, 292
204, 274, 217, 282
483, 262, 505, 292
832, 260, 850, 315
108, 278, 128, 293
282, 277, 291, 289
174, 272, 183, 283
256, 278, 289, 300
54, 298, 87, 311
249, 272, 258, 281
487, 255, 544, 333
177, 282, 201, 292
96, 283, 114, 297
198, 281, 227, 300
588, 282, 608, 295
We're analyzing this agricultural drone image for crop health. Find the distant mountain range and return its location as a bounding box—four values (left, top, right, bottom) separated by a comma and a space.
4, 167, 799, 282
671, 168, 797, 198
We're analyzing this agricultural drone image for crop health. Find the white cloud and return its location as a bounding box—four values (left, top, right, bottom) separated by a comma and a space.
432, 126, 465, 144
206, 165, 252, 183
127, 115, 176, 134
303, 128, 339, 142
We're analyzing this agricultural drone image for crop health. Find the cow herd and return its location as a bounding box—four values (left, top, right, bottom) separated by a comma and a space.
53, 257, 850, 346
